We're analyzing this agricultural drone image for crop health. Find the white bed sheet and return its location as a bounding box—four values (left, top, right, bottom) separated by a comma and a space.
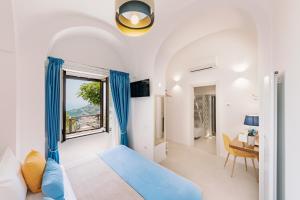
26, 166, 76, 200
65, 155, 143, 200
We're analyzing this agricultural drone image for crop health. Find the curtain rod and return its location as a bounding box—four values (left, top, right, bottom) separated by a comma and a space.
63, 59, 109, 72
47, 57, 129, 75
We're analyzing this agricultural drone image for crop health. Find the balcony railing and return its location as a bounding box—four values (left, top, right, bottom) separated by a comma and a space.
66, 114, 102, 134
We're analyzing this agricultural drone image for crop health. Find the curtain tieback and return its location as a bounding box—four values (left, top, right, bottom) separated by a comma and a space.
121, 129, 127, 135
48, 148, 58, 153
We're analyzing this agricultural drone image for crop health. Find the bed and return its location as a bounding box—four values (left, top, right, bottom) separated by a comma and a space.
65, 155, 143, 200
65, 146, 202, 200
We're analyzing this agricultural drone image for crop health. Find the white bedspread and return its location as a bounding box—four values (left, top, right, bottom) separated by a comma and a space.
65, 155, 143, 200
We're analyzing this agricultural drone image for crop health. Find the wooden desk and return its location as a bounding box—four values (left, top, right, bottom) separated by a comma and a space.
229, 137, 259, 160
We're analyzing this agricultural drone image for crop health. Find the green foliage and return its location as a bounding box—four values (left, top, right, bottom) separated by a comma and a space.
77, 82, 101, 105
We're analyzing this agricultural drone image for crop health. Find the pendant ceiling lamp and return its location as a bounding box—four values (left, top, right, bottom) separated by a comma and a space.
115, 0, 155, 36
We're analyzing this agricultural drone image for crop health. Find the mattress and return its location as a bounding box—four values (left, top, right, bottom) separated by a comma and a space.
65, 155, 143, 200
26, 166, 76, 200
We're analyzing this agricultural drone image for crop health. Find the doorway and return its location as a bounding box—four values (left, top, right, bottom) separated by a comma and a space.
193, 85, 216, 155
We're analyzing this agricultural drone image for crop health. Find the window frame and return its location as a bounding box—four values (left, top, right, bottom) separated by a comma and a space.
62, 72, 109, 142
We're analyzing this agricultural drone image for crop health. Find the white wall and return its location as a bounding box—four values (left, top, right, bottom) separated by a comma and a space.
12, 1, 128, 158
49, 34, 123, 68
166, 29, 259, 157
16, 32, 125, 159
127, 47, 155, 160
273, 0, 300, 199
129, 96, 155, 160
0, 0, 17, 154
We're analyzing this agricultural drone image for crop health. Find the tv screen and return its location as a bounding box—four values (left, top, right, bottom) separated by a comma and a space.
130, 79, 150, 98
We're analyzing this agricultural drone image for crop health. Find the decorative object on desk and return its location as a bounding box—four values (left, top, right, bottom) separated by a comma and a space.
238, 132, 248, 143
244, 115, 259, 146
247, 129, 258, 146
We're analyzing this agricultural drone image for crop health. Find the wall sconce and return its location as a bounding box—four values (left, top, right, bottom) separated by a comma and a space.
232, 62, 249, 73
172, 84, 181, 92
173, 75, 181, 82
233, 77, 250, 89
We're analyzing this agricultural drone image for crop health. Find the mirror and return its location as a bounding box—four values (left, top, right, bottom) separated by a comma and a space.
155, 95, 165, 145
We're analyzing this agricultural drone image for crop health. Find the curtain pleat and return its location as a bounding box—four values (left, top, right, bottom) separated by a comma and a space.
109, 70, 130, 146
46, 56, 64, 163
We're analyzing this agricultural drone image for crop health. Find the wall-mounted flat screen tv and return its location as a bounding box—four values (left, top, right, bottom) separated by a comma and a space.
130, 79, 150, 98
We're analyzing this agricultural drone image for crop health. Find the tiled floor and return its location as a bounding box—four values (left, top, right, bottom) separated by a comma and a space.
161, 141, 259, 200
194, 136, 216, 155
60, 132, 113, 168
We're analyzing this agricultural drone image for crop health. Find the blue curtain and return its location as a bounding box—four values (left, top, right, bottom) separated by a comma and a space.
109, 70, 130, 146
46, 57, 64, 163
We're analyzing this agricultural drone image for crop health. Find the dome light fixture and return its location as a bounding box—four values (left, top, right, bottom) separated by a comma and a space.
115, 0, 155, 36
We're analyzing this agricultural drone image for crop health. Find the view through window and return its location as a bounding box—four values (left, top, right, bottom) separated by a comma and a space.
63, 74, 109, 141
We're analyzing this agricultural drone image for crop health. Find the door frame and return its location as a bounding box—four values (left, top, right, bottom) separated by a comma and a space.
188, 81, 220, 156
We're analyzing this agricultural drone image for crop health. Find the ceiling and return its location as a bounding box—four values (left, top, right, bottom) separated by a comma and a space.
13, 0, 259, 76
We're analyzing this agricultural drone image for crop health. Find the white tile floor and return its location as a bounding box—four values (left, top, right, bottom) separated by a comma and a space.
161, 142, 259, 200
194, 136, 216, 155
60, 133, 113, 168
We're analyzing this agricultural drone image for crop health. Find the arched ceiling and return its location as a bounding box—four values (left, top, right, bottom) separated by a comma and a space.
48, 26, 127, 67
13, 0, 202, 73
13, 0, 269, 77
154, 4, 257, 75
49, 26, 124, 51
14, 0, 197, 25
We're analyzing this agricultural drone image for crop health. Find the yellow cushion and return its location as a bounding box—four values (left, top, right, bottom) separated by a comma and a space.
21, 150, 46, 193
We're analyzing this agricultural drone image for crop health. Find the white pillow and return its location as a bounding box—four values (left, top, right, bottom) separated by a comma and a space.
0, 148, 27, 200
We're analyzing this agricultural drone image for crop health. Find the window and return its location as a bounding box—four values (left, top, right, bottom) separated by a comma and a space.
62, 72, 109, 141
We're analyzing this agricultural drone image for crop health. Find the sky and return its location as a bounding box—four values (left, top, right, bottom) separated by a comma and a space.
66, 79, 91, 111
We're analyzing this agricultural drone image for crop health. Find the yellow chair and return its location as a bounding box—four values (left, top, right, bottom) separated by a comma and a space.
223, 134, 258, 179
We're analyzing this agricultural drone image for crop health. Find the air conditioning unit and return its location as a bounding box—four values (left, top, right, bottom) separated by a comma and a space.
189, 64, 217, 73
188, 57, 217, 73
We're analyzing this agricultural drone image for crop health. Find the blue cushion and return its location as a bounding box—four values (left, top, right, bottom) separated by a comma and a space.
42, 158, 64, 200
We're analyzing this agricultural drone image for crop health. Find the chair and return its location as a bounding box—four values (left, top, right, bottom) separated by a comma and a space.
223, 134, 258, 179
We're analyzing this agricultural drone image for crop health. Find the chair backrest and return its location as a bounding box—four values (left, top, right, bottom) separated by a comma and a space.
223, 134, 232, 153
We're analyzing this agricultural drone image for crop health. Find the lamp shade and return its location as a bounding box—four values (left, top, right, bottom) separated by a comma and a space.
244, 115, 259, 126
115, 0, 155, 36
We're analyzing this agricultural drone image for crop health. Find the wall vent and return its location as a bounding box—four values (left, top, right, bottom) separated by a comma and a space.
189, 63, 217, 73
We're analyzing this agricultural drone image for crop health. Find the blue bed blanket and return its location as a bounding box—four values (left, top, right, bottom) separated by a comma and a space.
101, 145, 202, 200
